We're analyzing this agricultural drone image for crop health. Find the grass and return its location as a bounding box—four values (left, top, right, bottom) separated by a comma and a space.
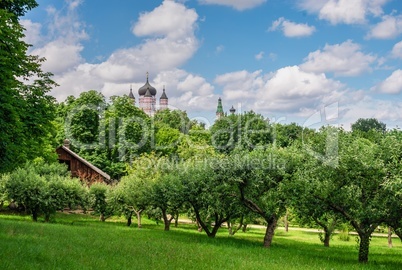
0, 212, 401, 269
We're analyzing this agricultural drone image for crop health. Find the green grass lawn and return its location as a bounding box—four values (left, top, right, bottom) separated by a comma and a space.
0, 212, 401, 269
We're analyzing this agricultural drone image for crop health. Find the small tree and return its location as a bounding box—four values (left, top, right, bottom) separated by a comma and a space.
89, 183, 112, 222
5, 166, 46, 221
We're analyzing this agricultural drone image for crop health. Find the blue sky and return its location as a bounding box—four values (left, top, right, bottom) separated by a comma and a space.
22, 0, 402, 129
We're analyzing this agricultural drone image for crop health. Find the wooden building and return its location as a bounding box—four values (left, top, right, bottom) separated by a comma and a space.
56, 139, 112, 186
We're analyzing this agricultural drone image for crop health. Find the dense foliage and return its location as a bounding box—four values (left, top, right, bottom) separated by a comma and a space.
1, 1, 401, 265
0, 1, 57, 172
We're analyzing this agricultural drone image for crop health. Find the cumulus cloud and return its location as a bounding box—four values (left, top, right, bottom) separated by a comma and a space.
367, 14, 402, 39
299, 0, 388, 25
269, 17, 316, 37
300, 40, 376, 76
392, 41, 402, 59
373, 69, 402, 94
340, 96, 402, 129
198, 0, 266, 11
215, 67, 346, 116
20, 19, 42, 45
133, 0, 198, 40
22, 0, 87, 74
91, 0, 199, 83
25, 0, 203, 104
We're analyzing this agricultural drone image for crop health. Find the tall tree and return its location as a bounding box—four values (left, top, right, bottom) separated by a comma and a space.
153, 109, 190, 134
0, 2, 57, 172
351, 118, 386, 133
210, 111, 272, 154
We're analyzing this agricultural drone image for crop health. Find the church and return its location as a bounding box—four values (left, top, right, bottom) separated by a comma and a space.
128, 72, 168, 116
129, 72, 235, 120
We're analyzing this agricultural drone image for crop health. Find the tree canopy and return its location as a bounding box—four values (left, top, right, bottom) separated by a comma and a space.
0, 2, 57, 172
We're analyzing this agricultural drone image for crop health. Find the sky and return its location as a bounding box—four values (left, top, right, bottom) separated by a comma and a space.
21, 0, 402, 129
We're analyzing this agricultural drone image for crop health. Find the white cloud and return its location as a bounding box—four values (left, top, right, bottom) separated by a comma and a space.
152, 69, 216, 112
341, 96, 402, 129
20, 19, 42, 45
215, 67, 346, 115
26, 0, 201, 102
300, 40, 376, 76
269, 17, 316, 37
373, 69, 402, 94
23, 0, 88, 74
299, 0, 388, 25
133, 0, 198, 40
198, 0, 266, 11
90, 0, 199, 83
392, 41, 402, 58
255, 51, 264, 60
367, 14, 402, 39
32, 40, 84, 74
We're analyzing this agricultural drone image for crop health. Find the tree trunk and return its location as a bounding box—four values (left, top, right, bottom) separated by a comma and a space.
161, 209, 170, 231
32, 210, 38, 222
135, 210, 142, 228
100, 213, 105, 222
242, 223, 248, 233
388, 226, 393, 248
227, 221, 233, 236
323, 230, 331, 247
358, 233, 371, 263
196, 218, 203, 232
174, 211, 179, 228
284, 210, 289, 232
127, 212, 132, 227
263, 215, 277, 248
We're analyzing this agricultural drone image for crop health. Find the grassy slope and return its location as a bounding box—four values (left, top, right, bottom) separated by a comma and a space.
0, 213, 401, 269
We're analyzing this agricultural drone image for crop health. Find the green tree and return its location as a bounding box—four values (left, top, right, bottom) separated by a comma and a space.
220, 147, 298, 247
65, 90, 106, 147
0, 0, 38, 19
154, 109, 190, 133
148, 170, 185, 231
155, 126, 181, 156
298, 129, 401, 263
3, 162, 87, 221
89, 183, 112, 222
351, 118, 386, 133
179, 158, 243, 238
0, 4, 57, 172
210, 111, 272, 154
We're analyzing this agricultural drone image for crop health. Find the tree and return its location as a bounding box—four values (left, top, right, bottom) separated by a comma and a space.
219, 147, 298, 247
179, 159, 242, 238
3, 161, 87, 221
0, 0, 38, 19
153, 109, 190, 134
147, 171, 185, 231
0, 4, 57, 172
89, 183, 112, 222
351, 118, 386, 133
297, 128, 401, 263
65, 90, 106, 147
155, 126, 181, 156
210, 111, 272, 154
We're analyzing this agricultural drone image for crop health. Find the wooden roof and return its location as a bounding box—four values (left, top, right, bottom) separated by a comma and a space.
56, 146, 112, 184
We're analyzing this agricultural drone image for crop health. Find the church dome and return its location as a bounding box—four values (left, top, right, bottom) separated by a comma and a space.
160, 86, 168, 100
138, 73, 157, 96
